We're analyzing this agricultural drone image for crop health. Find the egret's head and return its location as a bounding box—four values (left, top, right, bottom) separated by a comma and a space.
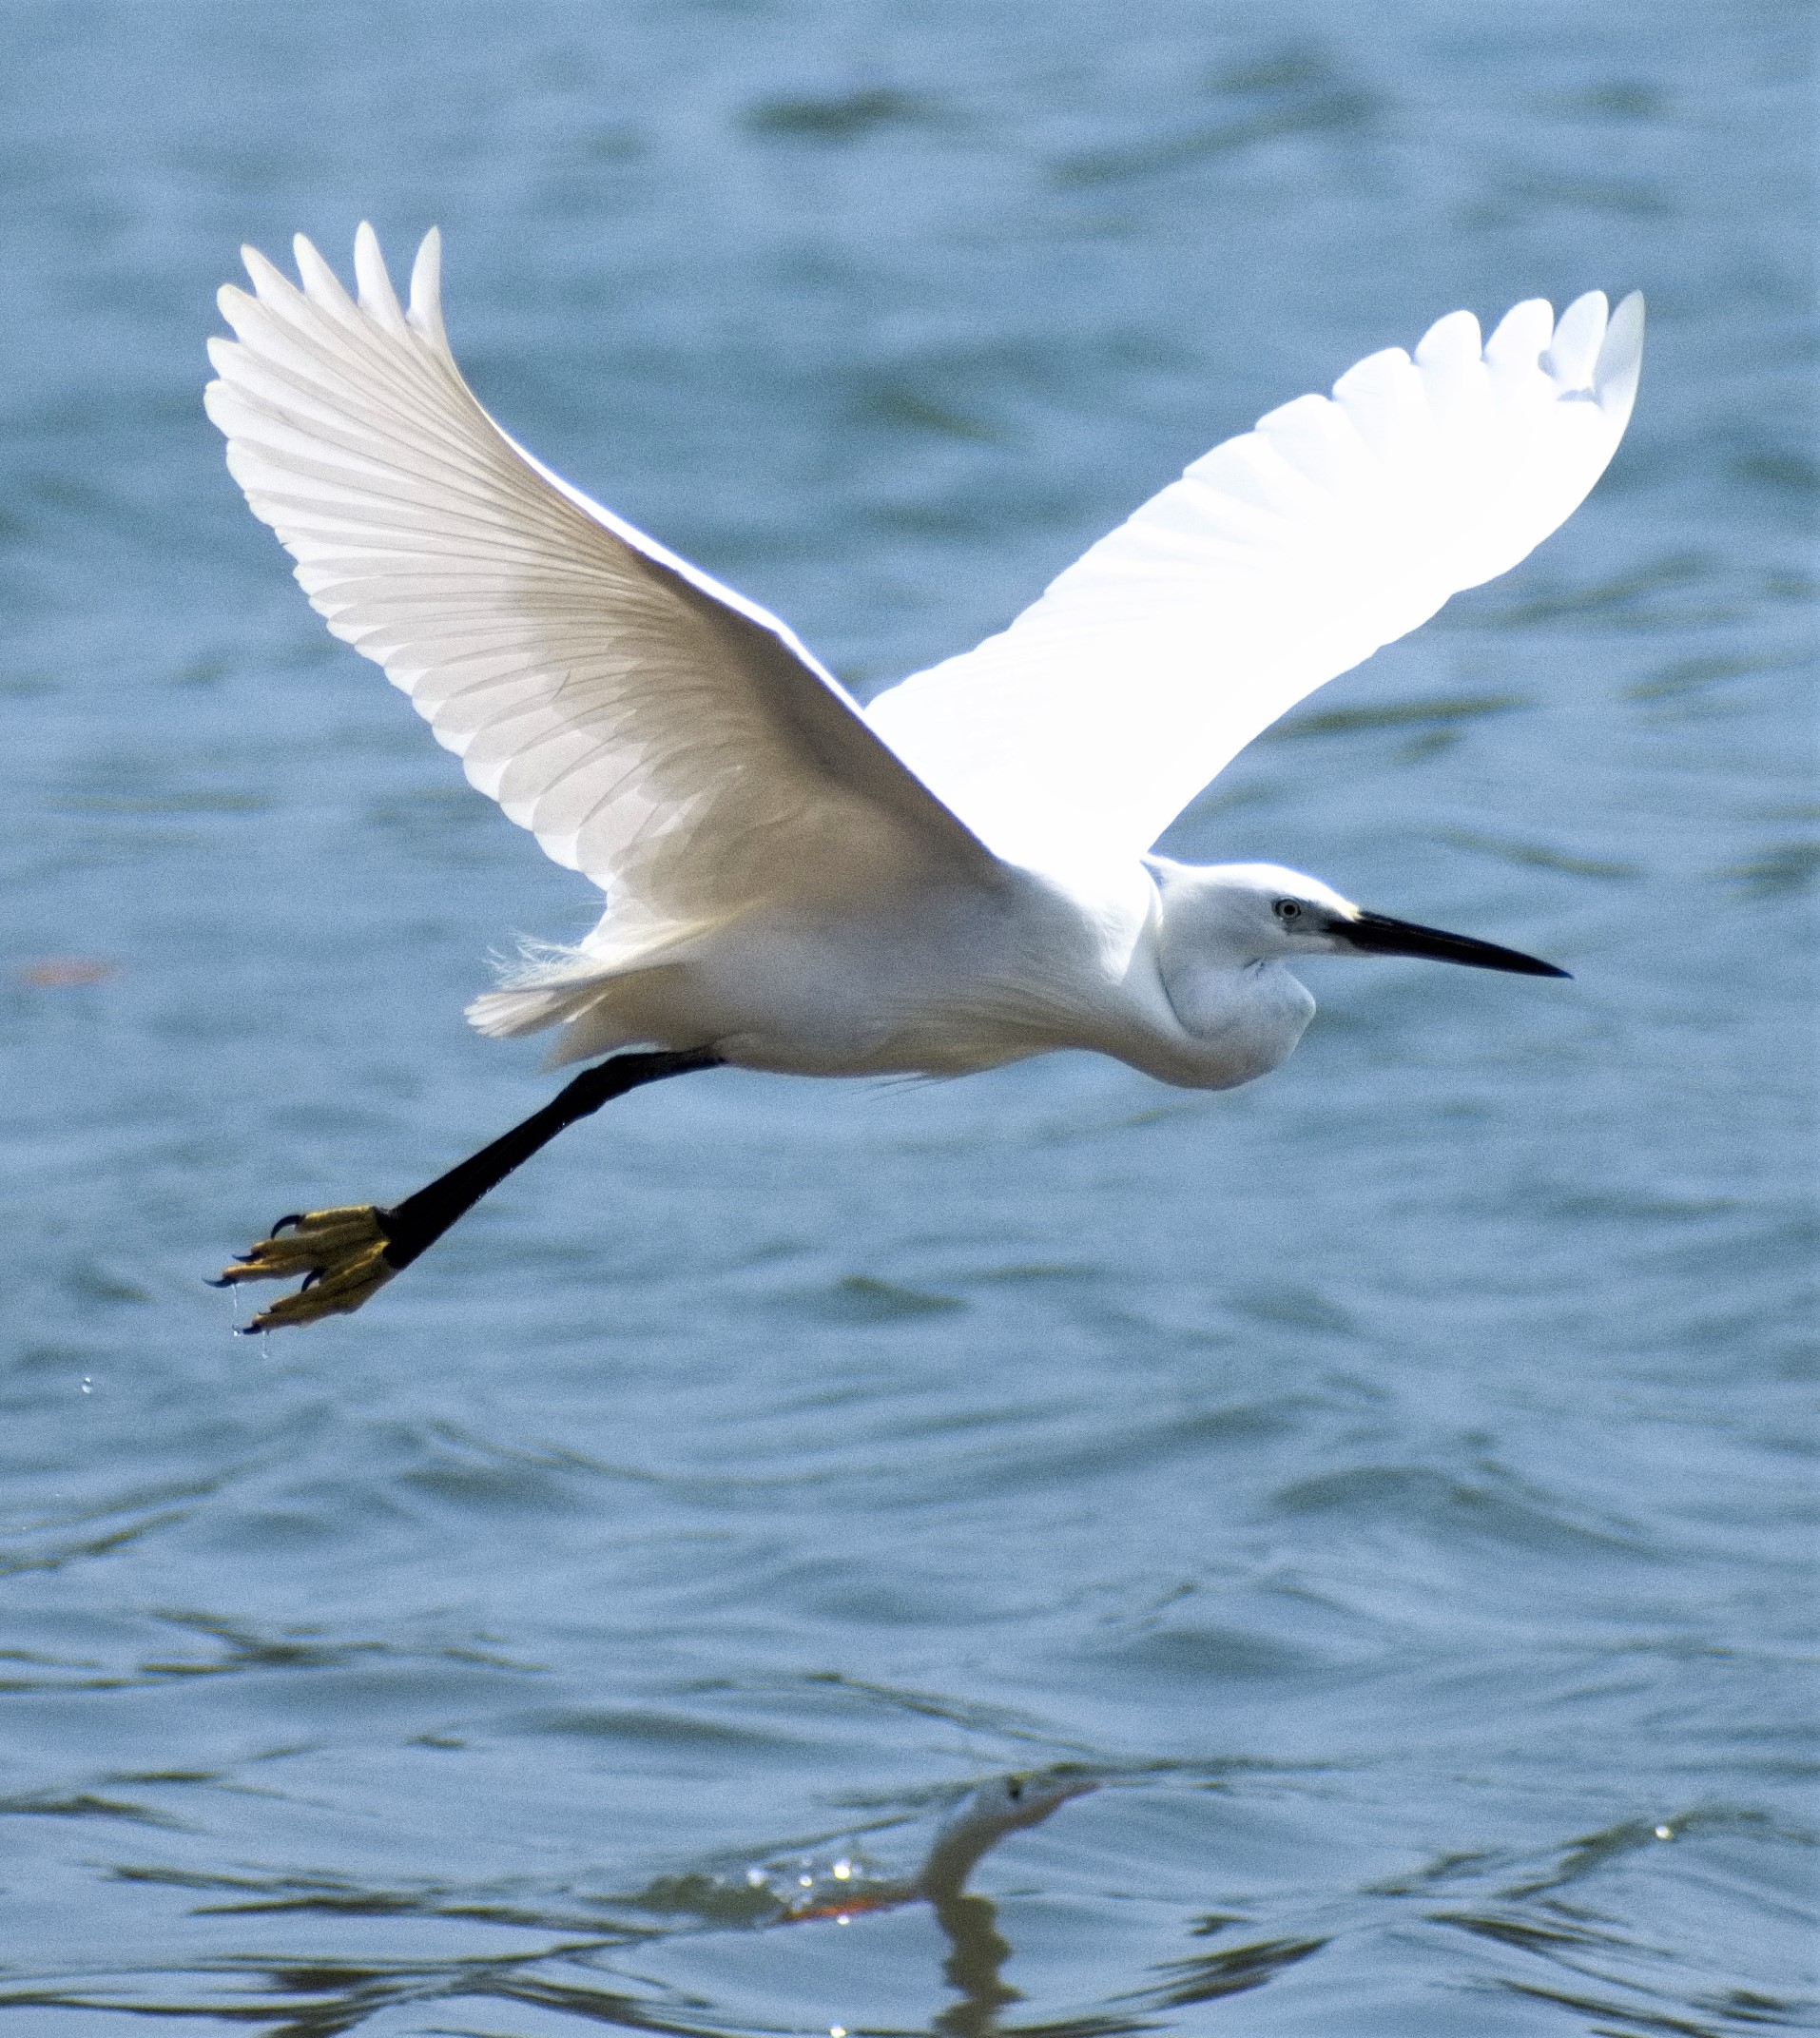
1151, 859, 1569, 977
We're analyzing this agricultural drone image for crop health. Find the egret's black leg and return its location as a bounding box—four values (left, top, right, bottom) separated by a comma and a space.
214, 1047, 722, 1331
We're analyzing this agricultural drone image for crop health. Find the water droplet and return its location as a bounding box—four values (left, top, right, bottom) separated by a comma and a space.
1654, 1823, 1673, 1840
80, 1376, 92, 1395
831, 2027, 847, 2035
799, 1873, 814, 1887
832, 1858, 851, 1880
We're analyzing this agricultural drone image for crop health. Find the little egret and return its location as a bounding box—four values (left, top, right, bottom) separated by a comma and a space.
208, 226, 1642, 1330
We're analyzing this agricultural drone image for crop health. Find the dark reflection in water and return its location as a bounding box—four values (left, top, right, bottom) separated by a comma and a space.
0, 0, 1813, 2029
4, 1774, 1102, 2030
4, 1765, 1811, 2033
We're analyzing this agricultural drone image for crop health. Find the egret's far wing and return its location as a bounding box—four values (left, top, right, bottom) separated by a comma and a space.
205, 225, 995, 944
865, 293, 1644, 877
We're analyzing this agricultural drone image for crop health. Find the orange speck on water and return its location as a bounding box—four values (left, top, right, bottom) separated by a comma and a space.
784, 1890, 902, 1924
18, 958, 116, 988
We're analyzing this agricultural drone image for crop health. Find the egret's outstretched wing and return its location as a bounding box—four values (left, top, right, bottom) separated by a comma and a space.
205, 224, 995, 950
865, 293, 1644, 877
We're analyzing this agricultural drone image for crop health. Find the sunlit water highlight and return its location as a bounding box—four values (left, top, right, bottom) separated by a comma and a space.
0, 1, 1813, 2031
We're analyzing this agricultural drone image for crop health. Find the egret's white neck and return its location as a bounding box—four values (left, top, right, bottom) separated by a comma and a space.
1147, 859, 1318, 1087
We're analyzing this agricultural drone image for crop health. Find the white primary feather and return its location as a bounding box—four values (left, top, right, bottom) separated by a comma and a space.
204, 223, 996, 969
864, 290, 1643, 878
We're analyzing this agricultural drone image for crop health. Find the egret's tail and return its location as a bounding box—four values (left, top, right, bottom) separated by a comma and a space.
466, 975, 618, 1043
467, 916, 726, 1064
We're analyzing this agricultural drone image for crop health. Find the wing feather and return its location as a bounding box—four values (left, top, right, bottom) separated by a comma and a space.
206, 224, 995, 941
864, 292, 1644, 877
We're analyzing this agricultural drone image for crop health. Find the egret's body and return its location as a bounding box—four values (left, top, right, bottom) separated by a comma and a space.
208, 227, 1643, 1327
519, 862, 1199, 1087
589, 858, 1333, 1090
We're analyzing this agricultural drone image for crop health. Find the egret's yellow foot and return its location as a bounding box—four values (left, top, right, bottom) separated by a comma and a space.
214, 1205, 396, 1331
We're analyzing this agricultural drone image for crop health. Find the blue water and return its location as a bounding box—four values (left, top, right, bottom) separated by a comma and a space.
1, 1, 1814, 2030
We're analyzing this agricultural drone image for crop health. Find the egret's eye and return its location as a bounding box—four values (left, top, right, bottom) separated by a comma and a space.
1273, 899, 1304, 924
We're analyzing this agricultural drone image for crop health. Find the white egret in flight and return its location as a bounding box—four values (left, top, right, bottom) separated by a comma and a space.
208, 227, 1642, 1330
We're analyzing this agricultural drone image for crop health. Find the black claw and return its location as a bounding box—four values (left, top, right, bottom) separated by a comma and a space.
300, 1270, 320, 1291
233, 1320, 262, 1336
205, 1275, 236, 1290
271, 1213, 304, 1235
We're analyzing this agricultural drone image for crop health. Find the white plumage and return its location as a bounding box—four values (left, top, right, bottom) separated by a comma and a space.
205, 230, 991, 983
869, 291, 1640, 877
206, 225, 1640, 1088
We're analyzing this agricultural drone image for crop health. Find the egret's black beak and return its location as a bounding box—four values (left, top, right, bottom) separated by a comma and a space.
1338, 910, 1570, 978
